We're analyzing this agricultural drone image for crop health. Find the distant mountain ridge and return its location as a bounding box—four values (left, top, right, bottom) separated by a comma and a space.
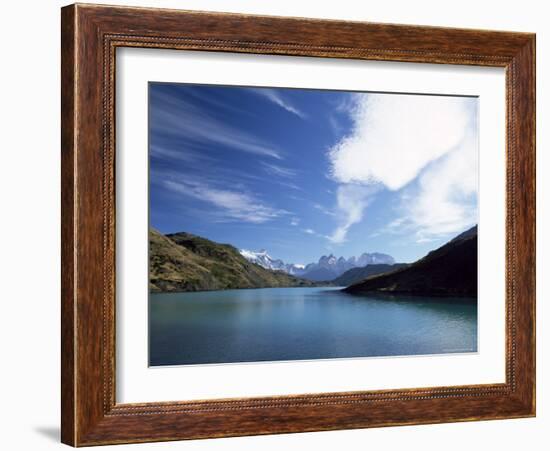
239, 249, 395, 281
344, 226, 478, 297
150, 229, 318, 292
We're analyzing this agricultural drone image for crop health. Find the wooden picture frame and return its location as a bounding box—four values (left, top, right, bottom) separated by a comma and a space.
61, 3, 536, 446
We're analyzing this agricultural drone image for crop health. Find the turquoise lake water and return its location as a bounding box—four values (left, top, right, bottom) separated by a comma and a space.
149, 287, 477, 366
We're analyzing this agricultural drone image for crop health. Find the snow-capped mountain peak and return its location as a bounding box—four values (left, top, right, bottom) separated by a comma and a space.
240, 249, 283, 271
240, 248, 395, 281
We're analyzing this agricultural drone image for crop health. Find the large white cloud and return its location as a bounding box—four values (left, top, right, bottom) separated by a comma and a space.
398, 130, 478, 240
327, 93, 477, 242
329, 93, 472, 190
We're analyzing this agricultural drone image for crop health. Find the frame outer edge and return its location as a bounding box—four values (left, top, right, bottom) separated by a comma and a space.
60, 3, 536, 446
514, 35, 536, 415
531, 35, 536, 417
61, 4, 77, 447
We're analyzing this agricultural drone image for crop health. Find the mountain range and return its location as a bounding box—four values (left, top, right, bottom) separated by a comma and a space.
239, 249, 395, 281
344, 226, 478, 297
150, 226, 477, 296
150, 229, 317, 292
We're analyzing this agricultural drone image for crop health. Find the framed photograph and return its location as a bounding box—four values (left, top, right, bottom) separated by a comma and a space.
61, 3, 536, 446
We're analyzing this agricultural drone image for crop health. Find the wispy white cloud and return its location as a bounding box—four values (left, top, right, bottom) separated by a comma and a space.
249, 88, 307, 119
261, 162, 298, 178
151, 90, 282, 159
334, 94, 356, 114
149, 144, 213, 163
290, 217, 300, 226
299, 227, 327, 238
313, 203, 336, 217
278, 182, 302, 191
327, 93, 477, 242
259, 162, 303, 191
164, 180, 288, 224
328, 115, 343, 136
327, 185, 379, 244
182, 87, 255, 117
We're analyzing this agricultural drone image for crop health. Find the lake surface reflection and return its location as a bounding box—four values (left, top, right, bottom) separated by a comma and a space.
149, 287, 477, 366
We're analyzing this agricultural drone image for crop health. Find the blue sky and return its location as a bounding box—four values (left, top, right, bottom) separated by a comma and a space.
149, 82, 478, 264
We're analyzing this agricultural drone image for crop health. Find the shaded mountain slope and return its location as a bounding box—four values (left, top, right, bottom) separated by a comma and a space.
344, 226, 478, 297
333, 263, 409, 286
150, 229, 318, 292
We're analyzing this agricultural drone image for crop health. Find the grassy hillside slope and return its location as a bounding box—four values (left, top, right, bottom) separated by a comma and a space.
150, 229, 317, 292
